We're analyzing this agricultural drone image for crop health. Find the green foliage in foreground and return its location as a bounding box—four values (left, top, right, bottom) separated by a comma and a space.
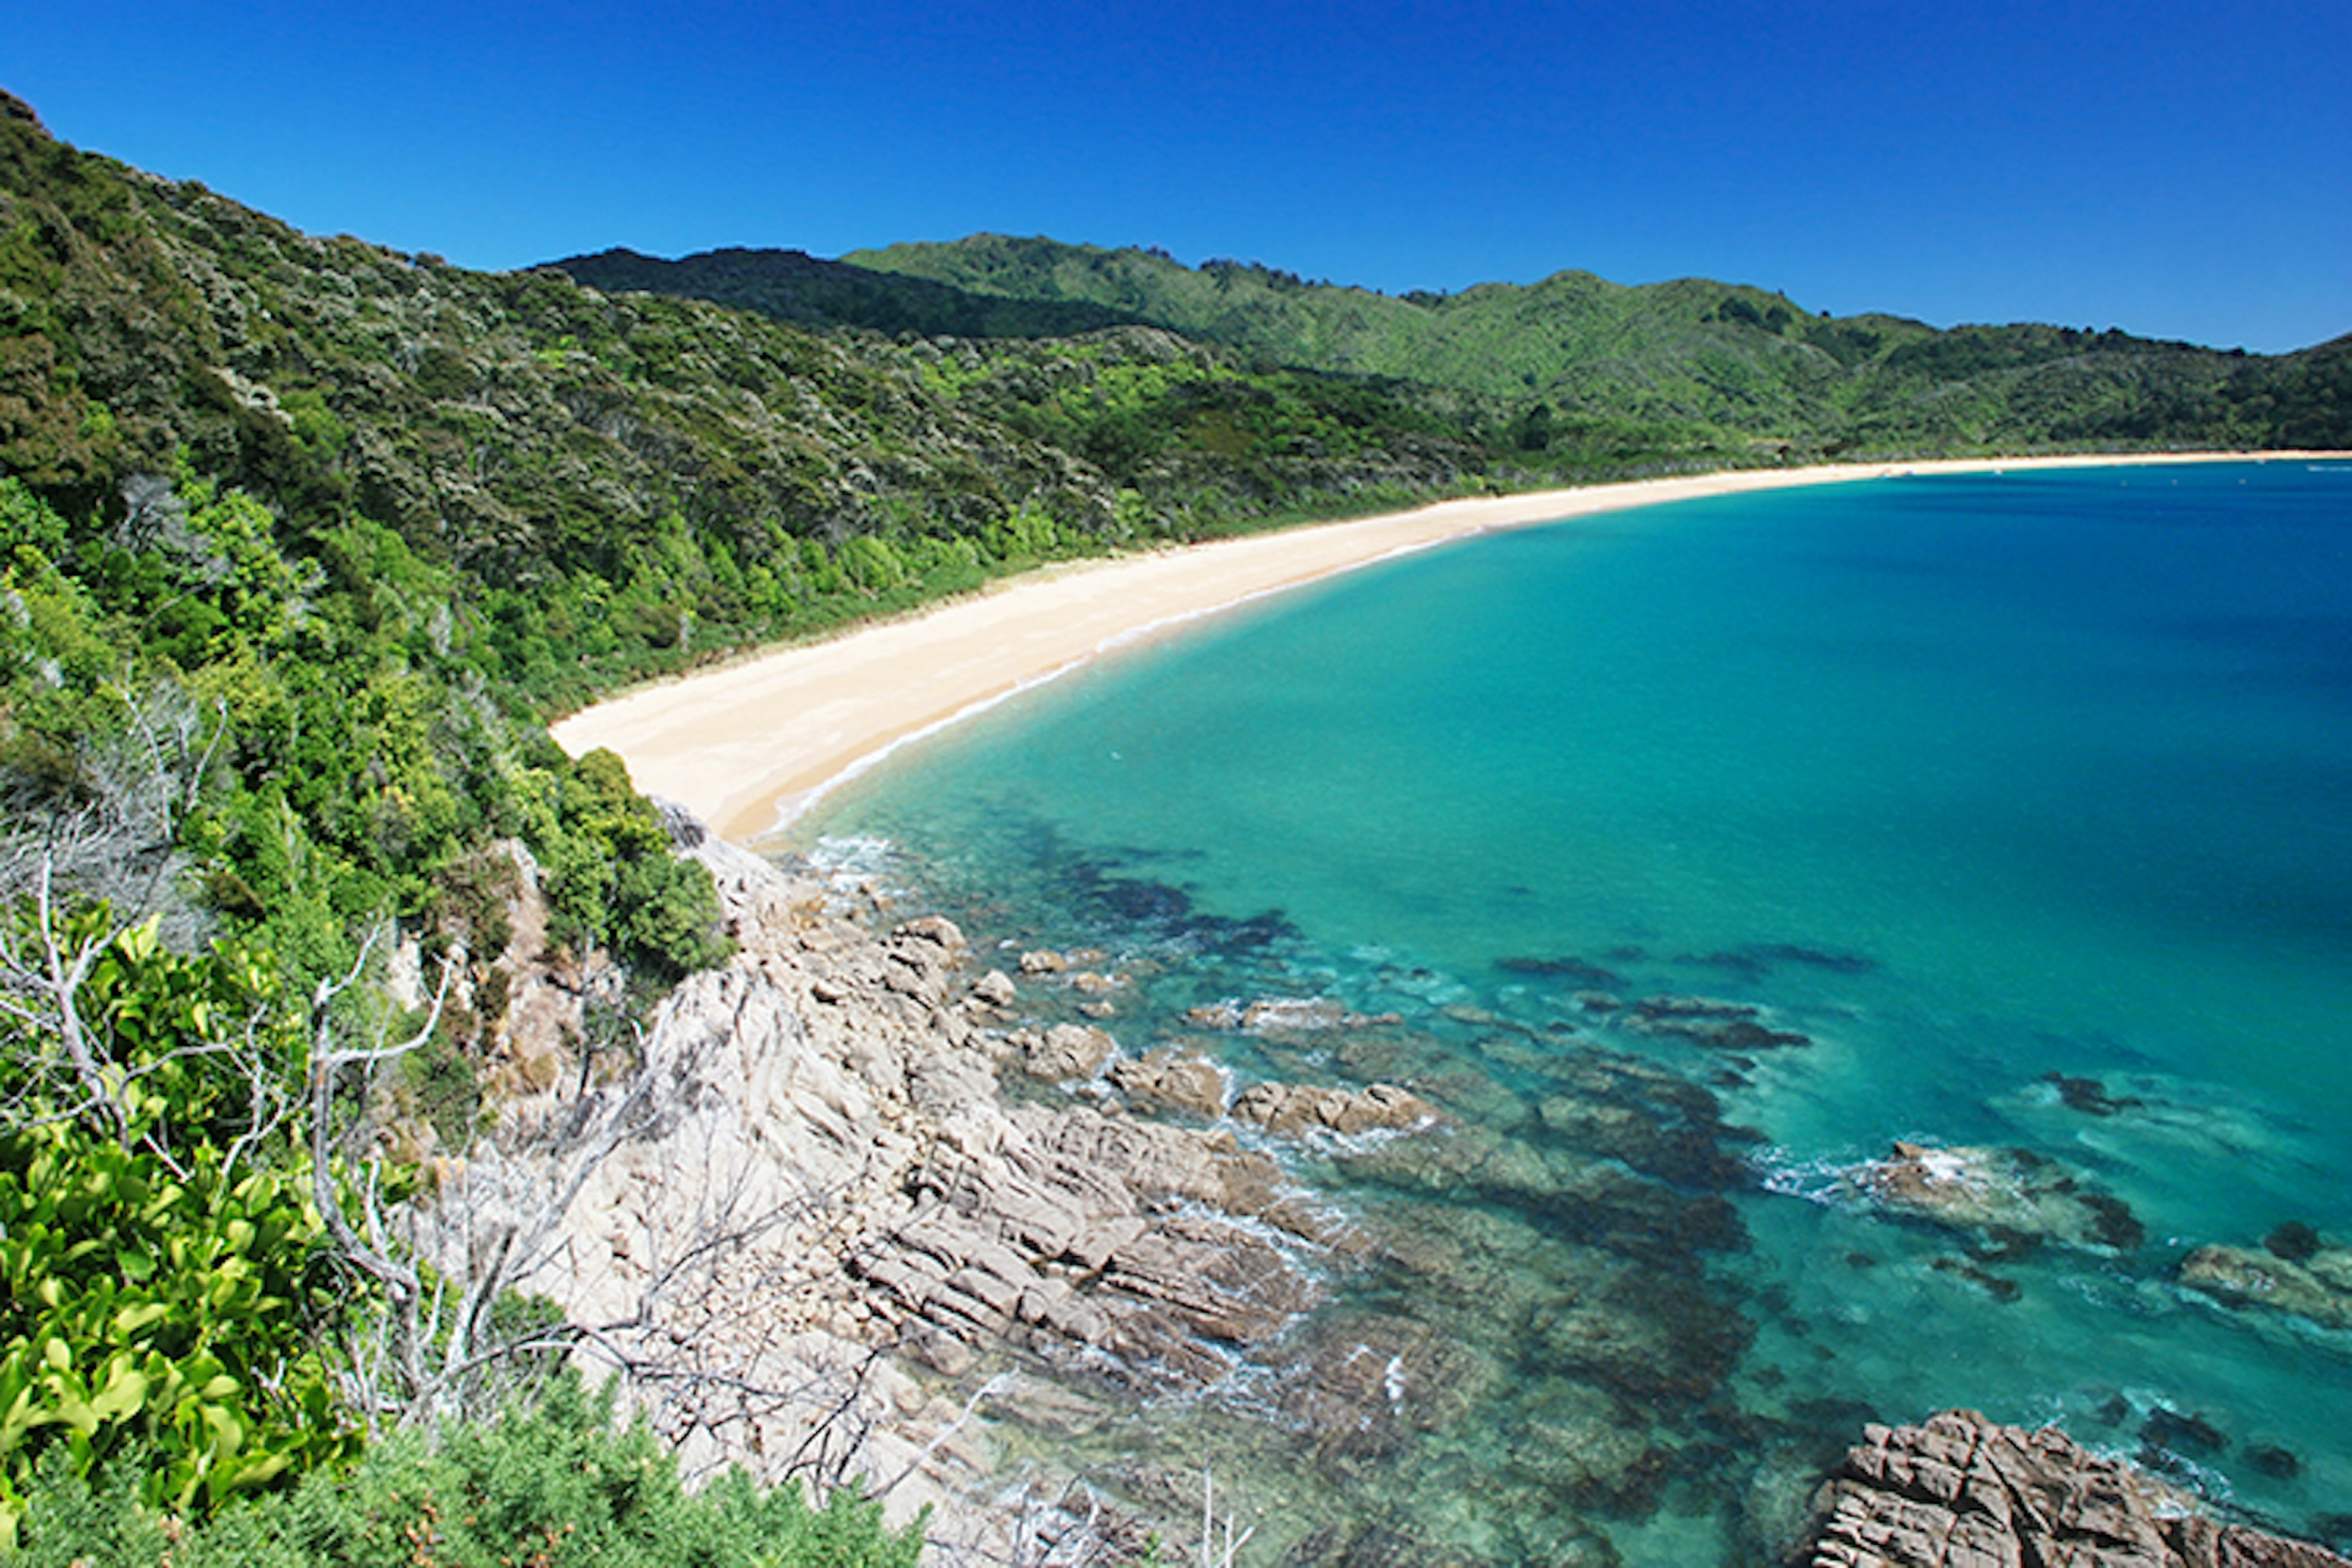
0, 913, 352, 1547
0, 1115, 350, 1540
10, 1376, 924, 1568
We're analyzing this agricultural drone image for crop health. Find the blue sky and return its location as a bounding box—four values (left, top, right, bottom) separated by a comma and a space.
9, 1, 2347, 352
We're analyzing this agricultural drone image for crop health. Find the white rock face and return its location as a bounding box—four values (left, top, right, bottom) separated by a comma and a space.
479, 835, 1011, 1537
459, 827, 1424, 1555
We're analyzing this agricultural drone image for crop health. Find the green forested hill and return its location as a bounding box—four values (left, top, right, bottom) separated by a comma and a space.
557, 244, 1147, 340
0, 96, 1743, 989
0, 118, 1592, 714
836, 234, 2351, 451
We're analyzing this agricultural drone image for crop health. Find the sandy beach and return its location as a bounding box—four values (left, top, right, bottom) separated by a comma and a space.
551, 452, 2345, 842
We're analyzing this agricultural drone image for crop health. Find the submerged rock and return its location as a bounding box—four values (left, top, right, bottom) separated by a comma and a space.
1849, 1141, 2146, 1252
1495, 953, 1626, 987
1272, 1308, 1498, 1464
1340, 1119, 1558, 1204
2043, 1070, 2145, 1117
1626, 993, 1811, 1049
2267, 1221, 2326, 1264
1535, 1049, 1755, 1189
1795, 1408, 2351, 1568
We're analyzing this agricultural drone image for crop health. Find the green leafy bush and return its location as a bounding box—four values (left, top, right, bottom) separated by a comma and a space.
539, 748, 731, 982
12, 1375, 924, 1568
0, 919, 352, 1547
0, 1121, 352, 1544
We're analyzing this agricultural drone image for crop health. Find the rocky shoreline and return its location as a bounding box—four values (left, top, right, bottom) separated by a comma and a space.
456, 823, 2349, 1566
477, 827, 1445, 1558
1798, 1409, 2348, 1568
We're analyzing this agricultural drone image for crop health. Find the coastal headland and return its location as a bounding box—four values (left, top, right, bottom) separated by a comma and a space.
552, 453, 2343, 841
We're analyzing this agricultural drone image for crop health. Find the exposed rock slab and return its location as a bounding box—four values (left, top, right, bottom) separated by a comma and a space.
1109, 1050, 1228, 1118
1231, 1079, 1433, 1137
1018, 1021, 1117, 1080
2180, 1240, 2352, 1332
1798, 1409, 2350, 1568
1849, 1142, 2146, 1252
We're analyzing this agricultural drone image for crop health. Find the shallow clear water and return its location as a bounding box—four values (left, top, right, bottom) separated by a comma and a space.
790, 463, 2352, 1563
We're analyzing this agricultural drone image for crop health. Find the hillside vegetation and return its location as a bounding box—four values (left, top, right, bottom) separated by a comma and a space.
607, 232, 2349, 455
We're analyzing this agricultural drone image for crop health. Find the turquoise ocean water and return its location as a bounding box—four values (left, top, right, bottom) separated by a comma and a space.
788, 463, 2352, 1564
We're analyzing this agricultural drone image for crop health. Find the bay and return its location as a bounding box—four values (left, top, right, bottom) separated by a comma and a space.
791, 462, 2352, 1564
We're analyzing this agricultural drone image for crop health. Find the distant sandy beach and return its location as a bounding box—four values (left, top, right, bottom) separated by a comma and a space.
552, 452, 2348, 842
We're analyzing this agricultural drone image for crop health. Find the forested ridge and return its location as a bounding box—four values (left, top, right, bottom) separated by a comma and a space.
570, 232, 2352, 456
1, 82, 2345, 1563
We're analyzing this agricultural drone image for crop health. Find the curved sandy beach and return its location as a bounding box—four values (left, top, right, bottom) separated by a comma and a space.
552, 452, 2343, 842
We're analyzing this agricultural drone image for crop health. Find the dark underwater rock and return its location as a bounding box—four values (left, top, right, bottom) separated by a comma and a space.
1627, 993, 1812, 1049
2043, 1071, 2145, 1117
1272, 1308, 1498, 1464
1496, 953, 1626, 987
2267, 1220, 2325, 1263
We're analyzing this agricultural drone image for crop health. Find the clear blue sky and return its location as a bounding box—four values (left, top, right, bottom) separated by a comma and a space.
9, 1, 2347, 352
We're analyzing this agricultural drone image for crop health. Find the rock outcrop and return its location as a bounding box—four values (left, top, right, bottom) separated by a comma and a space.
856, 1099, 1319, 1392
1107, 1050, 1227, 1118
1015, 1020, 1117, 1080
1797, 1409, 2348, 1568
1183, 995, 1404, 1033
1848, 1142, 2145, 1252
2179, 1238, 2352, 1332
1231, 1079, 1433, 1137
478, 829, 1409, 1550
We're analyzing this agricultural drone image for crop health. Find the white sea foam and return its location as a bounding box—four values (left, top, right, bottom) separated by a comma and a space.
804, 832, 911, 895
1748, 1145, 1866, 1205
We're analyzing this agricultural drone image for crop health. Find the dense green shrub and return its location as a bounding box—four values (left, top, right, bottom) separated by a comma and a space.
0, 916, 352, 1548
11, 1376, 924, 1568
0, 1118, 352, 1544
538, 747, 731, 982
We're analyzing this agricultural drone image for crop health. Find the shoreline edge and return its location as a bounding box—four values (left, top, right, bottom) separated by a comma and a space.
551, 452, 2349, 842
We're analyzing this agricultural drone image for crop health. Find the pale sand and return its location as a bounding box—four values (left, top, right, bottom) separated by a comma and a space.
552, 452, 2349, 842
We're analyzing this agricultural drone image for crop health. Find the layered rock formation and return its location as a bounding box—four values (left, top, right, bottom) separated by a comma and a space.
1797, 1409, 2348, 1568
477, 829, 1425, 1550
